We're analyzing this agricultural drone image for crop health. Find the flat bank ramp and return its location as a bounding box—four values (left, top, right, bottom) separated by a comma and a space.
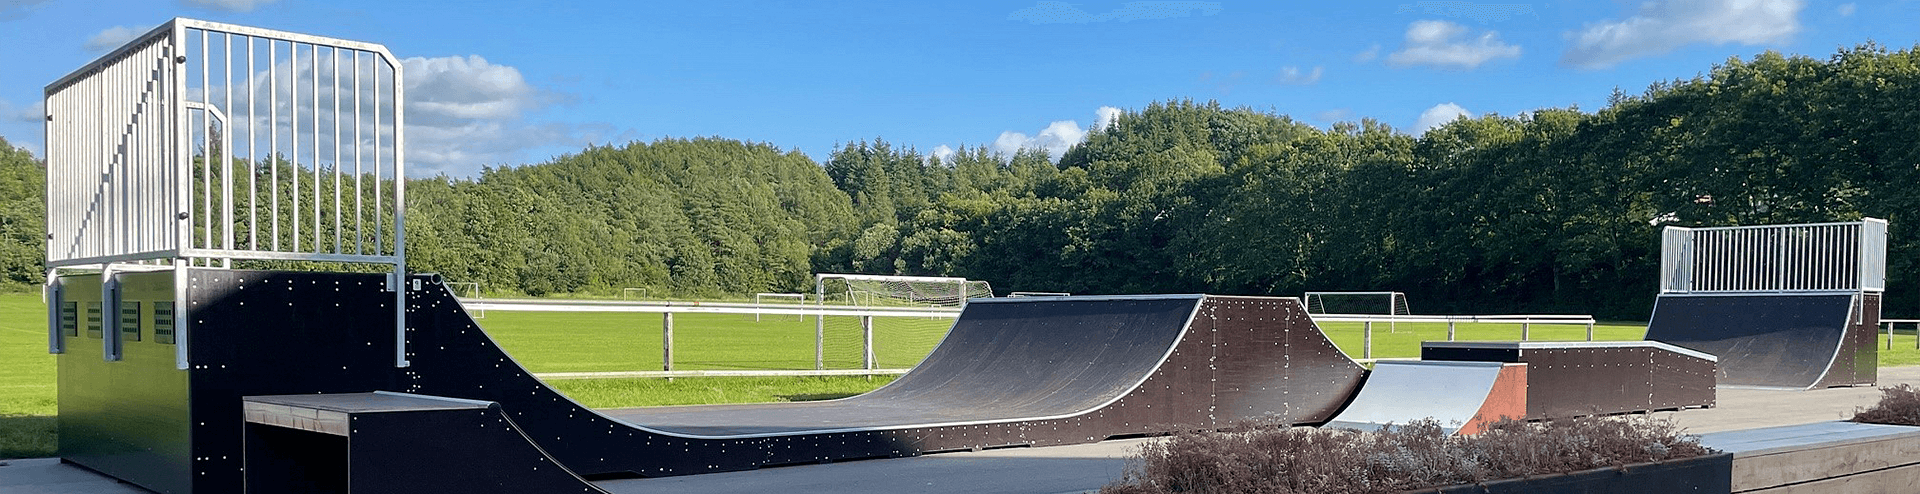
401, 278, 1366, 477
1324, 361, 1526, 435
1645, 294, 1875, 389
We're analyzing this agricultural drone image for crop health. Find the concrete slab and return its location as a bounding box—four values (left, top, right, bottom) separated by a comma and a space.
1651, 365, 1920, 434
0, 458, 156, 494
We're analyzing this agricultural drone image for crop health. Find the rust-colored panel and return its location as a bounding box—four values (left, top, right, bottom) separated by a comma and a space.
1462, 363, 1528, 435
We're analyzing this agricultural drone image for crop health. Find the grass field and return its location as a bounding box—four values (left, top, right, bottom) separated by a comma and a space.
10, 290, 1920, 459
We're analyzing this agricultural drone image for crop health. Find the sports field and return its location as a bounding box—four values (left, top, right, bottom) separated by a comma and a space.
8, 291, 1920, 459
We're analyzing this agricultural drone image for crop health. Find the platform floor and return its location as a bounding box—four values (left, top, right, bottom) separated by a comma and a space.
8, 366, 1919, 494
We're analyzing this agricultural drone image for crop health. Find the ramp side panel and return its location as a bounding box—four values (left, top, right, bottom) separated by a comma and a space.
1463, 364, 1528, 435
1820, 292, 1879, 388
1646, 294, 1855, 388
1522, 346, 1655, 419
1207, 296, 1365, 424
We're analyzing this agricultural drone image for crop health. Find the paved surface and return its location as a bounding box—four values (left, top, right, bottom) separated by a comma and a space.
10, 366, 1919, 494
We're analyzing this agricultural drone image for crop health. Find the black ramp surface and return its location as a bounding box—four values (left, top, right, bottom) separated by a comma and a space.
608, 296, 1198, 436
1645, 294, 1857, 388
399, 275, 1365, 477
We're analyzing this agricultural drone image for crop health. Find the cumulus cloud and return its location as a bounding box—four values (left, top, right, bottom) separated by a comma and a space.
1275, 66, 1324, 85
180, 0, 278, 12
84, 26, 142, 52
1008, 1, 1222, 24
1414, 102, 1470, 134
1836, 3, 1855, 17
930, 144, 957, 163
1562, 0, 1804, 70
1388, 20, 1521, 70
1093, 106, 1123, 132
400, 55, 623, 176
993, 120, 1087, 161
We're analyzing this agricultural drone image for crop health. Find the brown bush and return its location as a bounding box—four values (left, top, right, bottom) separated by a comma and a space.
1853, 384, 1920, 426
1101, 416, 1714, 494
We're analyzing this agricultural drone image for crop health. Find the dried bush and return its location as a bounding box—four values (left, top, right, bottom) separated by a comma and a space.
1102, 416, 1714, 494
1853, 384, 1920, 426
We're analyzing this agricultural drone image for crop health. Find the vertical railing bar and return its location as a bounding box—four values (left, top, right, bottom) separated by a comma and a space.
200, 29, 212, 262
247, 35, 257, 252
352, 50, 363, 255
372, 59, 383, 254
269, 39, 280, 252
332, 46, 342, 255
222, 31, 234, 268
291, 43, 301, 252
311, 44, 320, 254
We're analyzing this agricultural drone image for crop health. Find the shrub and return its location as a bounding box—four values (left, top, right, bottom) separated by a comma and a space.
1853, 384, 1920, 426
1102, 416, 1714, 494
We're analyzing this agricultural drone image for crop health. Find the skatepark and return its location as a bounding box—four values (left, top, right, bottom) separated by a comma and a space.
13, 17, 1920, 494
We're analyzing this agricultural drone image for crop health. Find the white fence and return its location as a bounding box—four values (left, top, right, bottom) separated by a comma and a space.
45, 18, 407, 368
1311, 313, 1598, 359
1661, 219, 1886, 294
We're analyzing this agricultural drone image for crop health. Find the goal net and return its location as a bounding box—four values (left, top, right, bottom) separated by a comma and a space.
815, 274, 993, 308
1303, 291, 1411, 316
813, 274, 994, 369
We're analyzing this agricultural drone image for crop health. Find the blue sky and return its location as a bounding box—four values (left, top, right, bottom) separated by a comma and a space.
0, 0, 1913, 177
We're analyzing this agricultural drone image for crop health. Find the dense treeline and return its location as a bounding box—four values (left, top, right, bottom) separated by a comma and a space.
2, 45, 1916, 318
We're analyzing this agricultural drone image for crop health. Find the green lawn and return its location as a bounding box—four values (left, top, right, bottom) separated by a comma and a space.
0, 291, 56, 459
1316, 321, 1651, 360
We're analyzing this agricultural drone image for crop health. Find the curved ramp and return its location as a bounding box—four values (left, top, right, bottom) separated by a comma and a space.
1324, 361, 1526, 435
1646, 294, 1875, 389
402, 278, 1366, 477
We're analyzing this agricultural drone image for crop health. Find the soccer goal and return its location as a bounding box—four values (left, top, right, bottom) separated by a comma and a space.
1303, 291, 1411, 316
1008, 291, 1071, 297
753, 292, 807, 322
815, 274, 993, 308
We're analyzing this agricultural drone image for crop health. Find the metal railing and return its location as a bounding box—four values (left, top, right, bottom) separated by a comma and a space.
1661, 219, 1886, 294
1310, 313, 1599, 359
45, 18, 407, 368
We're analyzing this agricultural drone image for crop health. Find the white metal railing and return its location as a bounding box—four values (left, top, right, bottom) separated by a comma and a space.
1310, 313, 1599, 359
1661, 219, 1886, 294
45, 18, 408, 368
460, 297, 960, 374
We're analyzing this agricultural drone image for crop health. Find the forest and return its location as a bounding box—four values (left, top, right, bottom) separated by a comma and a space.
2, 45, 1916, 319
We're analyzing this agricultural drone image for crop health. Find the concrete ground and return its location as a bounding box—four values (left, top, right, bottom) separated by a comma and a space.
7, 366, 1918, 494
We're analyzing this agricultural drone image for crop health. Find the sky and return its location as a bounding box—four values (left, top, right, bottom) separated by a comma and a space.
0, 0, 1914, 177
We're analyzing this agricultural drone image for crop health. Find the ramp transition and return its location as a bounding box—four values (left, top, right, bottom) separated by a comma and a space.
1645, 294, 1877, 389
1324, 361, 1527, 435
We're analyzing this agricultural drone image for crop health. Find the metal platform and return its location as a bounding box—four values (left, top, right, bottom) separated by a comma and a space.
1422, 340, 1717, 418
1322, 360, 1527, 435
1645, 293, 1878, 389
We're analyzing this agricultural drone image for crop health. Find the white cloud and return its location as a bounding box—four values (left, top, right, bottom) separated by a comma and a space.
1387, 20, 1521, 70
993, 120, 1086, 161
399, 55, 621, 176
1414, 102, 1470, 134
1275, 66, 1324, 85
1008, 1, 1223, 24
84, 26, 142, 52
1094, 106, 1123, 132
1562, 0, 1804, 70
180, 0, 277, 12
1837, 3, 1855, 17
1355, 44, 1382, 63
930, 144, 956, 164
0, 98, 41, 123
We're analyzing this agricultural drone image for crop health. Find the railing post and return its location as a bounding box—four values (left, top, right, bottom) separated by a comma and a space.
815, 311, 825, 370
1447, 321, 1456, 341
662, 312, 674, 374
862, 315, 875, 371
1586, 323, 1594, 341
1363, 321, 1373, 359
1521, 322, 1530, 341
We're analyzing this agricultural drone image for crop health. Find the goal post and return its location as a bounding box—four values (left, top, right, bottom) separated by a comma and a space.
753, 292, 806, 322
